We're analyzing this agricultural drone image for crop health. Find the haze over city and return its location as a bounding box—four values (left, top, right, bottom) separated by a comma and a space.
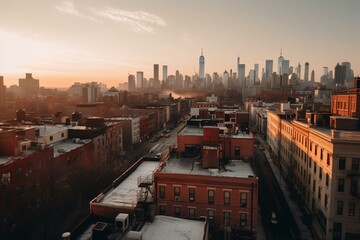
1, 0, 360, 88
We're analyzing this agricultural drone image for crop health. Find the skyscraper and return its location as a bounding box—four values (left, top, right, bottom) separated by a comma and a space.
136, 71, 144, 89
265, 60, 273, 82
199, 49, 205, 79
282, 60, 290, 75
278, 49, 284, 75
128, 74, 136, 91
154, 64, 159, 87
239, 64, 246, 86
296, 62, 301, 79
304, 62, 309, 85
311, 70, 315, 87
162, 65, 168, 82
254, 64, 259, 83
335, 63, 346, 85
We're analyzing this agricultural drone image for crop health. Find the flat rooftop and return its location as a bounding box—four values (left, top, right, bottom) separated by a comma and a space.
53, 139, 92, 157
36, 125, 69, 136
99, 161, 159, 208
160, 157, 254, 178
140, 215, 206, 240
178, 126, 253, 139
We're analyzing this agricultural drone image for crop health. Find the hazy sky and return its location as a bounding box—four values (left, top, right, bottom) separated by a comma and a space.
1, 0, 359, 88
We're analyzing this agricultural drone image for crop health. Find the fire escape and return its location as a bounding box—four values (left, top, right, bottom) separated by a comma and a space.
134, 173, 155, 228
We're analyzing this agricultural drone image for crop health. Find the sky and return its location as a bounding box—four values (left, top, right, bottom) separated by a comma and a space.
0, 0, 360, 88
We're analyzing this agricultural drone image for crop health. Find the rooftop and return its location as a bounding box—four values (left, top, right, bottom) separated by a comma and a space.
160, 157, 255, 178
36, 125, 69, 136
53, 139, 92, 157
178, 126, 253, 139
98, 161, 159, 208
140, 215, 207, 240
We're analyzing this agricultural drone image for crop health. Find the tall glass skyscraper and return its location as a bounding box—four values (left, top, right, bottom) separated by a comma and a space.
265, 60, 273, 82
199, 49, 205, 79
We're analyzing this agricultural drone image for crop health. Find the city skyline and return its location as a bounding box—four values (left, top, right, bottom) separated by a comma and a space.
1, 0, 360, 88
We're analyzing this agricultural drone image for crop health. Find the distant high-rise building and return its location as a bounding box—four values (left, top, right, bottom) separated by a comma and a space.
18, 73, 39, 97
282, 60, 290, 75
296, 62, 301, 79
0, 76, 6, 112
304, 62, 309, 85
323, 67, 329, 76
213, 72, 220, 85
335, 63, 346, 85
154, 64, 159, 87
265, 59, 273, 82
82, 82, 101, 103
136, 71, 144, 89
223, 70, 229, 87
254, 64, 259, 83
199, 49, 205, 79
311, 70, 315, 87
162, 65, 168, 82
340, 62, 354, 86
278, 49, 284, 74
238, 64, 246, 86
128, 74, 136, 91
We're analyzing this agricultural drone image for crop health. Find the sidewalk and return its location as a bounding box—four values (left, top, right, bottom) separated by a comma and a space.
257, 136, 313, 240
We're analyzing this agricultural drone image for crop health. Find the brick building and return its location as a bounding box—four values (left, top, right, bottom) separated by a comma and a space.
154, 124, 258, 238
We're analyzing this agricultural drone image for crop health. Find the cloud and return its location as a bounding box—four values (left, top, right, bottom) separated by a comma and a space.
95, 7, 167, 33
55, 1, 99, 22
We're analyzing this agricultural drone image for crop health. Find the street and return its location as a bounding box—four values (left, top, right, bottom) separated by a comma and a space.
253, 144, 300, 240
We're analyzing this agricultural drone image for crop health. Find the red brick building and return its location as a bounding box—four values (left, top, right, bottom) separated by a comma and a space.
331, 77, 360, 119
154, 124, 258, 238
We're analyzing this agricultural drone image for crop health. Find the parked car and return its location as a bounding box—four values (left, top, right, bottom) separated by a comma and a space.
271, 212, 278, 224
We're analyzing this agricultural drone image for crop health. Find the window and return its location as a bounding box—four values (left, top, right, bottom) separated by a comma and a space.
339, 157, 346, 170
320, 149, 323, 160
324, 194, 328, 209
240, 213, 247, 226
318, 186, 321, 200
189, 208, 195, 218
224, 191, 230, 205
1, 172, 11, 184
310, 142, 313, 152
314, 163, 317, 174
326, 173, 329, 187
240, 192, 247, 207
223, 211, 231, 225
338, 178, 345, 192
50, 136, 53, 141
319, 167, 322, 180
313, 180, 316, 192
174, 187, 180, 199
351, 158, 360, 171
327, 153, 330, 166
350, 178, 358, 196
208, 190, 215, 204
348, 202, 356, 216
208, 210, 215, 223
159, 205, 166, 214
337, 201, 343, 215
315, 145, 318, 156
234, 147, 240, 157
61, 133, 64, 138
174, 206, 180, 217
189, 188, 195, 202
159, 186, 165, 199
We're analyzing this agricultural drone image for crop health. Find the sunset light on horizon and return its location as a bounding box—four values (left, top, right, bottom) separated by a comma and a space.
1, 0, 360, 88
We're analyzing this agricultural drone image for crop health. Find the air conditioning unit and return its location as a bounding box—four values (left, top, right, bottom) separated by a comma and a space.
175, 196, 180, 202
